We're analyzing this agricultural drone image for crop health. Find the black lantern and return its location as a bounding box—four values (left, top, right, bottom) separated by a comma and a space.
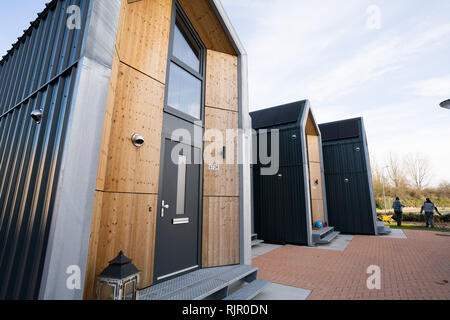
96, 251, 141, 300
440, 99, 450, 110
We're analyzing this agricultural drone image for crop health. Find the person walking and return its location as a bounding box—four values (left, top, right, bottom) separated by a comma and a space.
420, 198, 442, 228
392, 197, 406, 226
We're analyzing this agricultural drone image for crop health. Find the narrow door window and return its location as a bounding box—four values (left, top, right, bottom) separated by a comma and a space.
176, 155, 187, 215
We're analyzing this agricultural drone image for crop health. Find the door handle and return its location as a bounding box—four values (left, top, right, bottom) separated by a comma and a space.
161, 200, 169, 217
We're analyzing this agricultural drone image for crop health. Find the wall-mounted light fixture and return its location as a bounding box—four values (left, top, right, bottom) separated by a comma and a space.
131, 133, 145, 147
440, 99, 450, 110
30, 109, 43, 124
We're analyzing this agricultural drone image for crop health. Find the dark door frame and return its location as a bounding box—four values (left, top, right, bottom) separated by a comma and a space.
153, 0, 206, 284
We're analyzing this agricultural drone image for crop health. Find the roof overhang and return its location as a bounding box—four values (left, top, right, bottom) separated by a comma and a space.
209, 0, 247, 56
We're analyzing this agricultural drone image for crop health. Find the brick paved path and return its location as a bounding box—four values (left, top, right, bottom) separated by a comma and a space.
253, 230, 450, 300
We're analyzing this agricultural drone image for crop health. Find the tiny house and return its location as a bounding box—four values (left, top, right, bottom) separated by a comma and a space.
0, 0, 253, 300
251, 100, 338, 246
319, 118, 380, 235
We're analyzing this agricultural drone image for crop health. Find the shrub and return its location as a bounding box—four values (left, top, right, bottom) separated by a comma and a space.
401, 213, 450, 223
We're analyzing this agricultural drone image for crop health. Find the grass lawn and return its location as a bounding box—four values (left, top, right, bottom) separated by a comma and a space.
385, 222, 450, 233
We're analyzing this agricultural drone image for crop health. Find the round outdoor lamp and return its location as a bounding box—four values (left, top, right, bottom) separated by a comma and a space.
440, 99, 450, 109
96, 251, 141, 300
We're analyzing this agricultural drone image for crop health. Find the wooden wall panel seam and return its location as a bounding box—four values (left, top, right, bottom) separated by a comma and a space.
100, 62, 164, 194
117, 60, 166, 87
116, 0, 172, 84
205, 105, 239, 114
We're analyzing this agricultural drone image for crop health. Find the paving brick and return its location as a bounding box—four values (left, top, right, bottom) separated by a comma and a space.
253, 230, 450, 300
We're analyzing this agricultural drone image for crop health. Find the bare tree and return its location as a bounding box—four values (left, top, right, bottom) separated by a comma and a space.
370, 156, 384, 197
386, 153, 408, 189
404, 153, 432, 191
439, 181, 450, 189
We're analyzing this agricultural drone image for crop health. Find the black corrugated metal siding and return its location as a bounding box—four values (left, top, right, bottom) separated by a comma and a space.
319, 118, 376, 235
0, 0, 90, 299
251, 109, 309, 245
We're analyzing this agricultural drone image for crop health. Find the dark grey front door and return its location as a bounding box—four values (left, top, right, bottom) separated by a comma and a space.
154, 137, 201, 282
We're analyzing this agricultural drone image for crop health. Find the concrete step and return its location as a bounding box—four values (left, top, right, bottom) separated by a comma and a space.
251, 239, 264, 247
312, 226, 335, 242
315, 231, 340, 244
224, 280, 270, 301
138, 265, 258, 300
377, 222, 392, 235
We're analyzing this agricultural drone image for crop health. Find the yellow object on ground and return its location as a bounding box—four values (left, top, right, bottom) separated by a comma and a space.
380, 215, 395, 224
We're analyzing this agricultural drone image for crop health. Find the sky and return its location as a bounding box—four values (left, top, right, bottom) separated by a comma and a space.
1, 0, 449, 186
220, 0, 450, 186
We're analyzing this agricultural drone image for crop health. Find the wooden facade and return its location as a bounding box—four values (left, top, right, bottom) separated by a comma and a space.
306, 112, 325, 225
84, 0, 240, 299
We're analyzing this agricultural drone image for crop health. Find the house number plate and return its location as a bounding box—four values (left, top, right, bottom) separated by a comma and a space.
208, 164, 220, 171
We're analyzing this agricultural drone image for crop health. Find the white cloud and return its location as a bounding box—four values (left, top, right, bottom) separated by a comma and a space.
223, 0, 368, 109
306, 23, 450, 102
409, 74, 450, 98
222, 0, 450, 185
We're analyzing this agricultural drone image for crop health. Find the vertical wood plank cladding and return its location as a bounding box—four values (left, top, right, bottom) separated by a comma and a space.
97, 63, 164, 194
205, 50, 238, 112
307, 113, 325, 222
305, 112, 319, 136
96, 50, 120, 192
202, 48, 239, 265
87, 0, 242, 297
312, 199, 325, 224
202, 197, 239, 267
86, 0, 171, 299
307, 135, 321, 163
117, 0, 172, 83
84, 192, 104, 300
309, 163, 323, 201
203, 107, 239, 197
178, 0, 236, 55
84, 192, 157, 299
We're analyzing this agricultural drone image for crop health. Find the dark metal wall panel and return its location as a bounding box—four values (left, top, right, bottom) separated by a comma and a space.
322, 139, 366, 174
0, 0, 89, 116
0, 0, 90, 300
319, 118, 377, 235
253, 125, 308, 245
324, 172, 374, 235
279, 126, 304, 167
0, 68, 78, 299
254, 165, 308, 245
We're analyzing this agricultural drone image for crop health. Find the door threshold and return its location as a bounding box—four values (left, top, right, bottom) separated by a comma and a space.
157, 265, 199, 281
